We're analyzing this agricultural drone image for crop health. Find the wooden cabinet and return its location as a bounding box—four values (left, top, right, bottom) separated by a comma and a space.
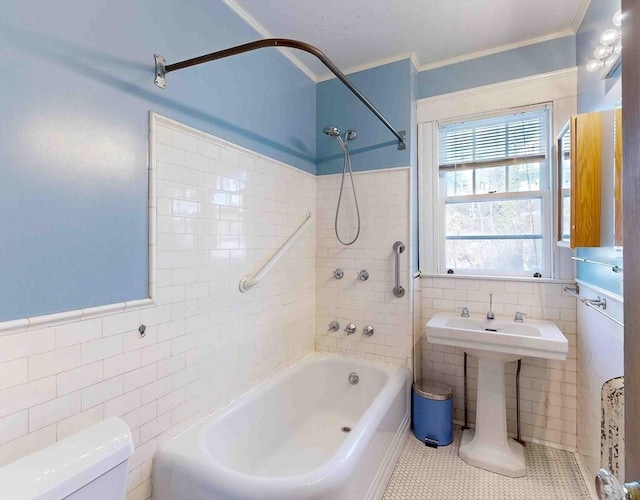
557, 112, 602, 248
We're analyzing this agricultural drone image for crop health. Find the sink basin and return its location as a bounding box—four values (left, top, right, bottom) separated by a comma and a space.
425, 312, 568, 478
426, 312, 568, 361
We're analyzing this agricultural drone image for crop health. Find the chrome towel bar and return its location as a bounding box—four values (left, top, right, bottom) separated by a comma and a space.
392, 241, 405, 298
239, 210, 313, 293
563, 286, 624, 327
571, 256, 623, 273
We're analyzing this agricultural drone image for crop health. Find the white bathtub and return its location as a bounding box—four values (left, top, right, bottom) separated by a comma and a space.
152, 352, 411, 500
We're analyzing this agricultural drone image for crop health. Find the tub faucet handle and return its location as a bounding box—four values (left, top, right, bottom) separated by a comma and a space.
458, 307, 469, 318
358, 270, 369, 281
333, 268, 344, 279
514, 312, 527, 323
344, 323, 357, 335
362, 325, 374, 337
328, 320, 340, 332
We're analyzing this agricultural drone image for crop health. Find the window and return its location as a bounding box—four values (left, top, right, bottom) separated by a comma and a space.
433, 106, 553, 277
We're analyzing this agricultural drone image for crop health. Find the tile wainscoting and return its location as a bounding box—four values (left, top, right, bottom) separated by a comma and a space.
0, 115, 316, 500
315, 169, 413, 369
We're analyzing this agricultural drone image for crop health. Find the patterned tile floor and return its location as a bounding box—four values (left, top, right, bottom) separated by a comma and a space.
383, 428, 591, 499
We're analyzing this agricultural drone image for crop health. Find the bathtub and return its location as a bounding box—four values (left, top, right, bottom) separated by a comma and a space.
153, 352, 411, 500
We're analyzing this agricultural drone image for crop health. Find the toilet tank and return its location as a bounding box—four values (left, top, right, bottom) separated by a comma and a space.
0, 417, 134, 500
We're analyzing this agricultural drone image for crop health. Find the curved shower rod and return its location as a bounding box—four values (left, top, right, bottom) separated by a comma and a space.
154, 38, 406, 150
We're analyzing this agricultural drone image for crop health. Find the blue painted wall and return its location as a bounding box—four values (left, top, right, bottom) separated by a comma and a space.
316, 59, 412, 175
0, 0, 316, 321
575, 0, 623, 296
418, 36, 576, 98
576, 1, 622, 113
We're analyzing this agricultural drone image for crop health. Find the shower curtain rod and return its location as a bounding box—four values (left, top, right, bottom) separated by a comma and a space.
154, 38, 406, 150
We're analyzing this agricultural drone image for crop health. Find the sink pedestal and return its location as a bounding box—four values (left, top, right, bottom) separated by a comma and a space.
458, 354, 525, 477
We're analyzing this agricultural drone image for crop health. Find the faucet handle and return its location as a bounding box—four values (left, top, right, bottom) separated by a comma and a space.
458, 307, 470, 317
344, 323, 357, 335
514, 312, 527, 323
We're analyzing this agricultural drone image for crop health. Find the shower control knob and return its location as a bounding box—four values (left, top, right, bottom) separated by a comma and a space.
362, 325, 374, 337
333, 268, 344, 279
344, 323, 357, 335
328, 321, 340, 332
358, 270, 369, 281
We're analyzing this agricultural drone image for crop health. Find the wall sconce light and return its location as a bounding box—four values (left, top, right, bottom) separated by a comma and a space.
586, 9, 622, 78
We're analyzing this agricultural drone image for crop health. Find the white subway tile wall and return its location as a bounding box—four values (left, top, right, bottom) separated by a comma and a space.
0, 115, 316, 500
575, 284, 624, 481
315, 169, 412, 368
420, 277, 579, 450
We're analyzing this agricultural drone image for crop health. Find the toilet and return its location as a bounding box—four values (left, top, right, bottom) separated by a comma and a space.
0, 417, 134, 499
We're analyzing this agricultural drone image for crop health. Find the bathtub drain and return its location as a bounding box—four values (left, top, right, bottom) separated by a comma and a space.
341, 426, 352, 433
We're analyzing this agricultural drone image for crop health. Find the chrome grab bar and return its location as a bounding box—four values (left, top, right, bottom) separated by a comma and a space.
239, 210, 313, 293
392, 241, 406, 298
563, 286, 624, 327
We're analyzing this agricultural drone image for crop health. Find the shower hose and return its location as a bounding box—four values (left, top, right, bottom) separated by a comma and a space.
335, 144, 361, 245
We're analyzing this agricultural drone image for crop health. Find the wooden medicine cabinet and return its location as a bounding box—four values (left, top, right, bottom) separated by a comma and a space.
557, 112, 602, 248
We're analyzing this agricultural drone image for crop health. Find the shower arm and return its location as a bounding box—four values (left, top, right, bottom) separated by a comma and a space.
154, 38, 406, 150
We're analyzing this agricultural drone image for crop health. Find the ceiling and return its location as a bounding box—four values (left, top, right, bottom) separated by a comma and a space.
226, 0, 589, 81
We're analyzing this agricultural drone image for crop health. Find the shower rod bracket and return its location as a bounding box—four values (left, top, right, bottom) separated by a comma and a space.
154, 54, 167, 89
397, 130, 406, 151
153, 39, 407, 150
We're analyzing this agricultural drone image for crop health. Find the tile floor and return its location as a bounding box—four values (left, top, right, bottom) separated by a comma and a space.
383, 428, 591, 499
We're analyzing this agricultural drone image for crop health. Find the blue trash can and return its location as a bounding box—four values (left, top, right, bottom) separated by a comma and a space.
412, 380, 453, 447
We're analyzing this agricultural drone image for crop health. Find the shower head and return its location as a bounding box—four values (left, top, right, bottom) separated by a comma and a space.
323, 125, 341, 137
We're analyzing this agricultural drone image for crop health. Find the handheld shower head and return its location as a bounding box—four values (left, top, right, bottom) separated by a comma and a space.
323, 126, 341, 137
324, 125, 348, 152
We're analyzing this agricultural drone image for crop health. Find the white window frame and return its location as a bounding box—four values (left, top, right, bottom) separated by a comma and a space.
416, 68, 578, 280
435, 104, 553, 277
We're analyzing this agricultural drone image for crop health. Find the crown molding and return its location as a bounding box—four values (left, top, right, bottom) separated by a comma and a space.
410, 52, 420, 72
418, 28, 576, 72
572, 0, 592, 32
316, 51, 418, 82
222, 0, 318, 82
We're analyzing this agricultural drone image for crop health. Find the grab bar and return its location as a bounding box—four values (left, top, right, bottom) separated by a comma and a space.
239, 210, 313, 293
392, 241, 406, 298
563, 286, 624, 327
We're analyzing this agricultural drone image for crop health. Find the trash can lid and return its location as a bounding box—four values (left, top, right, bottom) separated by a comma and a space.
413, 380, 453, 400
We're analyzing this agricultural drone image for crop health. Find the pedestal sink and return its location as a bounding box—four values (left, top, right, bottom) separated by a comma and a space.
425, 312, 568, 477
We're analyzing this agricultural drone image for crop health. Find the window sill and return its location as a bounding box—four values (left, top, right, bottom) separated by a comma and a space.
417, 272, 576, 284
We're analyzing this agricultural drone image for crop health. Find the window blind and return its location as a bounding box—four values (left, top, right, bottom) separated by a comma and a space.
439, 108, 549, 170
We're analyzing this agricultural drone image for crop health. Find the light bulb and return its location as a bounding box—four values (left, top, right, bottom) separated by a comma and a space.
604, 54, 618, 67
613, 41, 622, 55
613, 9, 622, 27
586, 59, 603, 72
594, 44, 614, 60
600, 29, 620, 45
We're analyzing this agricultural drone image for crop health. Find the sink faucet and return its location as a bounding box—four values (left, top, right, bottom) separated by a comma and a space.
486, 293, 495, 320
